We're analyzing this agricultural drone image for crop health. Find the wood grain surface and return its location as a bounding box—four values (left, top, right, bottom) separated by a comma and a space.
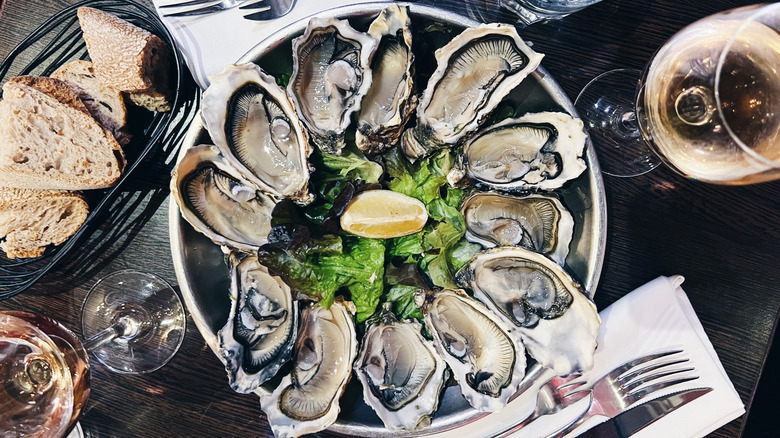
1, 0, 779, 437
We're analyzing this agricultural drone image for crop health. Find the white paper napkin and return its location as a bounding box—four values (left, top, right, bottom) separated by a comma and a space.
153, 0, 379, 89
431, 276, 745, 438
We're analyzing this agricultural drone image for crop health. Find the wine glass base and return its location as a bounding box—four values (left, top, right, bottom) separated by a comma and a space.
81, 270, 186, 374
575, 69, 662, 177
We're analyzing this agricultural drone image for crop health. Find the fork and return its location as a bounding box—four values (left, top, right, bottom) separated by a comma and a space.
159, 0, 294, 20
159, 0, 248, 17
546, 349, 698, 438
494, 374, 592, 437
241, 0, 296, 21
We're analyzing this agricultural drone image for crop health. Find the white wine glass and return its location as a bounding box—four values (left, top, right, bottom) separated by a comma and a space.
576, 3, 780, 183
0, 312, 88, 438
81, 269, 186, 374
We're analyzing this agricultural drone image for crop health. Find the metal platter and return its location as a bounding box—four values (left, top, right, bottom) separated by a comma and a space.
169, 2, 607, 436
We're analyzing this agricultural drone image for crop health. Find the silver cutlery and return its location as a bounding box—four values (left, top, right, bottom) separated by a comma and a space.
577, 387, 713, 437
159, 0, 295, 20
159, 0, 248, 17
495, 375, 593, 437
242, 0, 296, 21
546, 349, 699, 438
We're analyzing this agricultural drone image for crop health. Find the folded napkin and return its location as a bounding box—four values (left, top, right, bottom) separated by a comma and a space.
433, 276, 745, 438
153, 0, 377, 89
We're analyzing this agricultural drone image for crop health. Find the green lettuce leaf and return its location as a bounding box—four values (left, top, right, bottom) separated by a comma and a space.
319, 236, 385, 322
389, 232, 425, 257
318, 147, 383, 185
385, 148, 472, 288
385, 285, 424, 320
257, 228, 385, 322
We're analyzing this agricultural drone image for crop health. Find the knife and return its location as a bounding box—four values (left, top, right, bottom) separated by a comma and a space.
577, 387, 713, 438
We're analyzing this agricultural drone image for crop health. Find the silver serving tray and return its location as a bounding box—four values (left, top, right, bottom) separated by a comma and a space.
169, 3, 607, 436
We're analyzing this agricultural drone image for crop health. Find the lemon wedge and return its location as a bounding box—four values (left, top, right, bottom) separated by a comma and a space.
340, 190, 428, 239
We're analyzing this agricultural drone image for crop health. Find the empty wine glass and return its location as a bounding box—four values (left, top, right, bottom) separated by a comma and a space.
576, 3, 780, 184
81, 269, 186, 374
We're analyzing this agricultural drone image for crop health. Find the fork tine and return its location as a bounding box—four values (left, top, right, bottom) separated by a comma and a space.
618, 357, 690, 384
239, 0, 268, 9
622, 366, 696, 392
243, 8, 274, 20
556, 379, 587, 392
561, 388, 590, 401
609, 350, 683, 379
159, 0, 224, 8
164, 4, 233, 17
626, 375, 700, 404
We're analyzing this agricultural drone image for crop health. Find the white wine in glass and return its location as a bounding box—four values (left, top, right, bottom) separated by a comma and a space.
578, 3, 780, 183
0, 313, 76, 438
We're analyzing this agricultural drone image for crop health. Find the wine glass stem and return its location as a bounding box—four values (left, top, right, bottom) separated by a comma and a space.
82, 315, 139, 351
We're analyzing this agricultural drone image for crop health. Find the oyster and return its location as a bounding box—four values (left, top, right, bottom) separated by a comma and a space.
354, 303, 448, 431
217, 252, 298, 393
464, 111, 587, 191
455, 247, 599, 375
462, 192, 574, 265
519, 281, 600, 376
415, 288, 526, 412
288, 18, 377, 154
401, 24, 543, 161
260, 299, 358, 438
171, 145, 276, 252
201, 63, 313, 205
355, 5, 417, 154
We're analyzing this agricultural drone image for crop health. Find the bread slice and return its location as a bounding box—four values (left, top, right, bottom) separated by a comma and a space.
0, 76, 125, 190
52, 60, 132, 145
0, 188, 89, 259
77, 6, 172, 112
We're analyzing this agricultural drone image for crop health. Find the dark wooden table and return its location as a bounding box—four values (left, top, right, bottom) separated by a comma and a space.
1, 0, 778, 437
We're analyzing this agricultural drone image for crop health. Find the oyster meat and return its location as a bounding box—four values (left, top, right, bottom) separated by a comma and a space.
462, 191, 574, 265
456, 247, 599, 375
519, 281, 600, 376
464, 111, 587, 191
416, 288, 526, 412
260, 299, 358, 438
171, 145, 276, 252
217, 252, 298, 393
201, 63, 313, 205
355, 5, 417, 154
288, 17, 377, 154
401, 23, 543, 161
354, 303, 448, 431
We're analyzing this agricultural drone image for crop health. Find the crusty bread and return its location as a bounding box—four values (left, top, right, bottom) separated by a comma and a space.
0, 188, 89, 259
77, 6, 171, 112
52, 60, 132, 145
0, 77, 126, 190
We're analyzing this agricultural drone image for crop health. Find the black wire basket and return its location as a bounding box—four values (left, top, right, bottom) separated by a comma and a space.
0, 0, 200, 300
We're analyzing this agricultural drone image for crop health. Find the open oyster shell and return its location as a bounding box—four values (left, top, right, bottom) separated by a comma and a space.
260, 299, 358, 438
355, 5, 417, 154
171, 145, 276, 253
456, 247, 599, 376
288, 17, 377, 155
462, 191, 574, 265
401, 23, 543, 161
354, 302, 448, 431
415, 288, 526, 412
201, 63, 313, 205
217, 252, 298, 393
463, 111, 587, 191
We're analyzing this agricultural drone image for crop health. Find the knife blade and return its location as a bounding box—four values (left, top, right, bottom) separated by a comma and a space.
577, 387, 713, 438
